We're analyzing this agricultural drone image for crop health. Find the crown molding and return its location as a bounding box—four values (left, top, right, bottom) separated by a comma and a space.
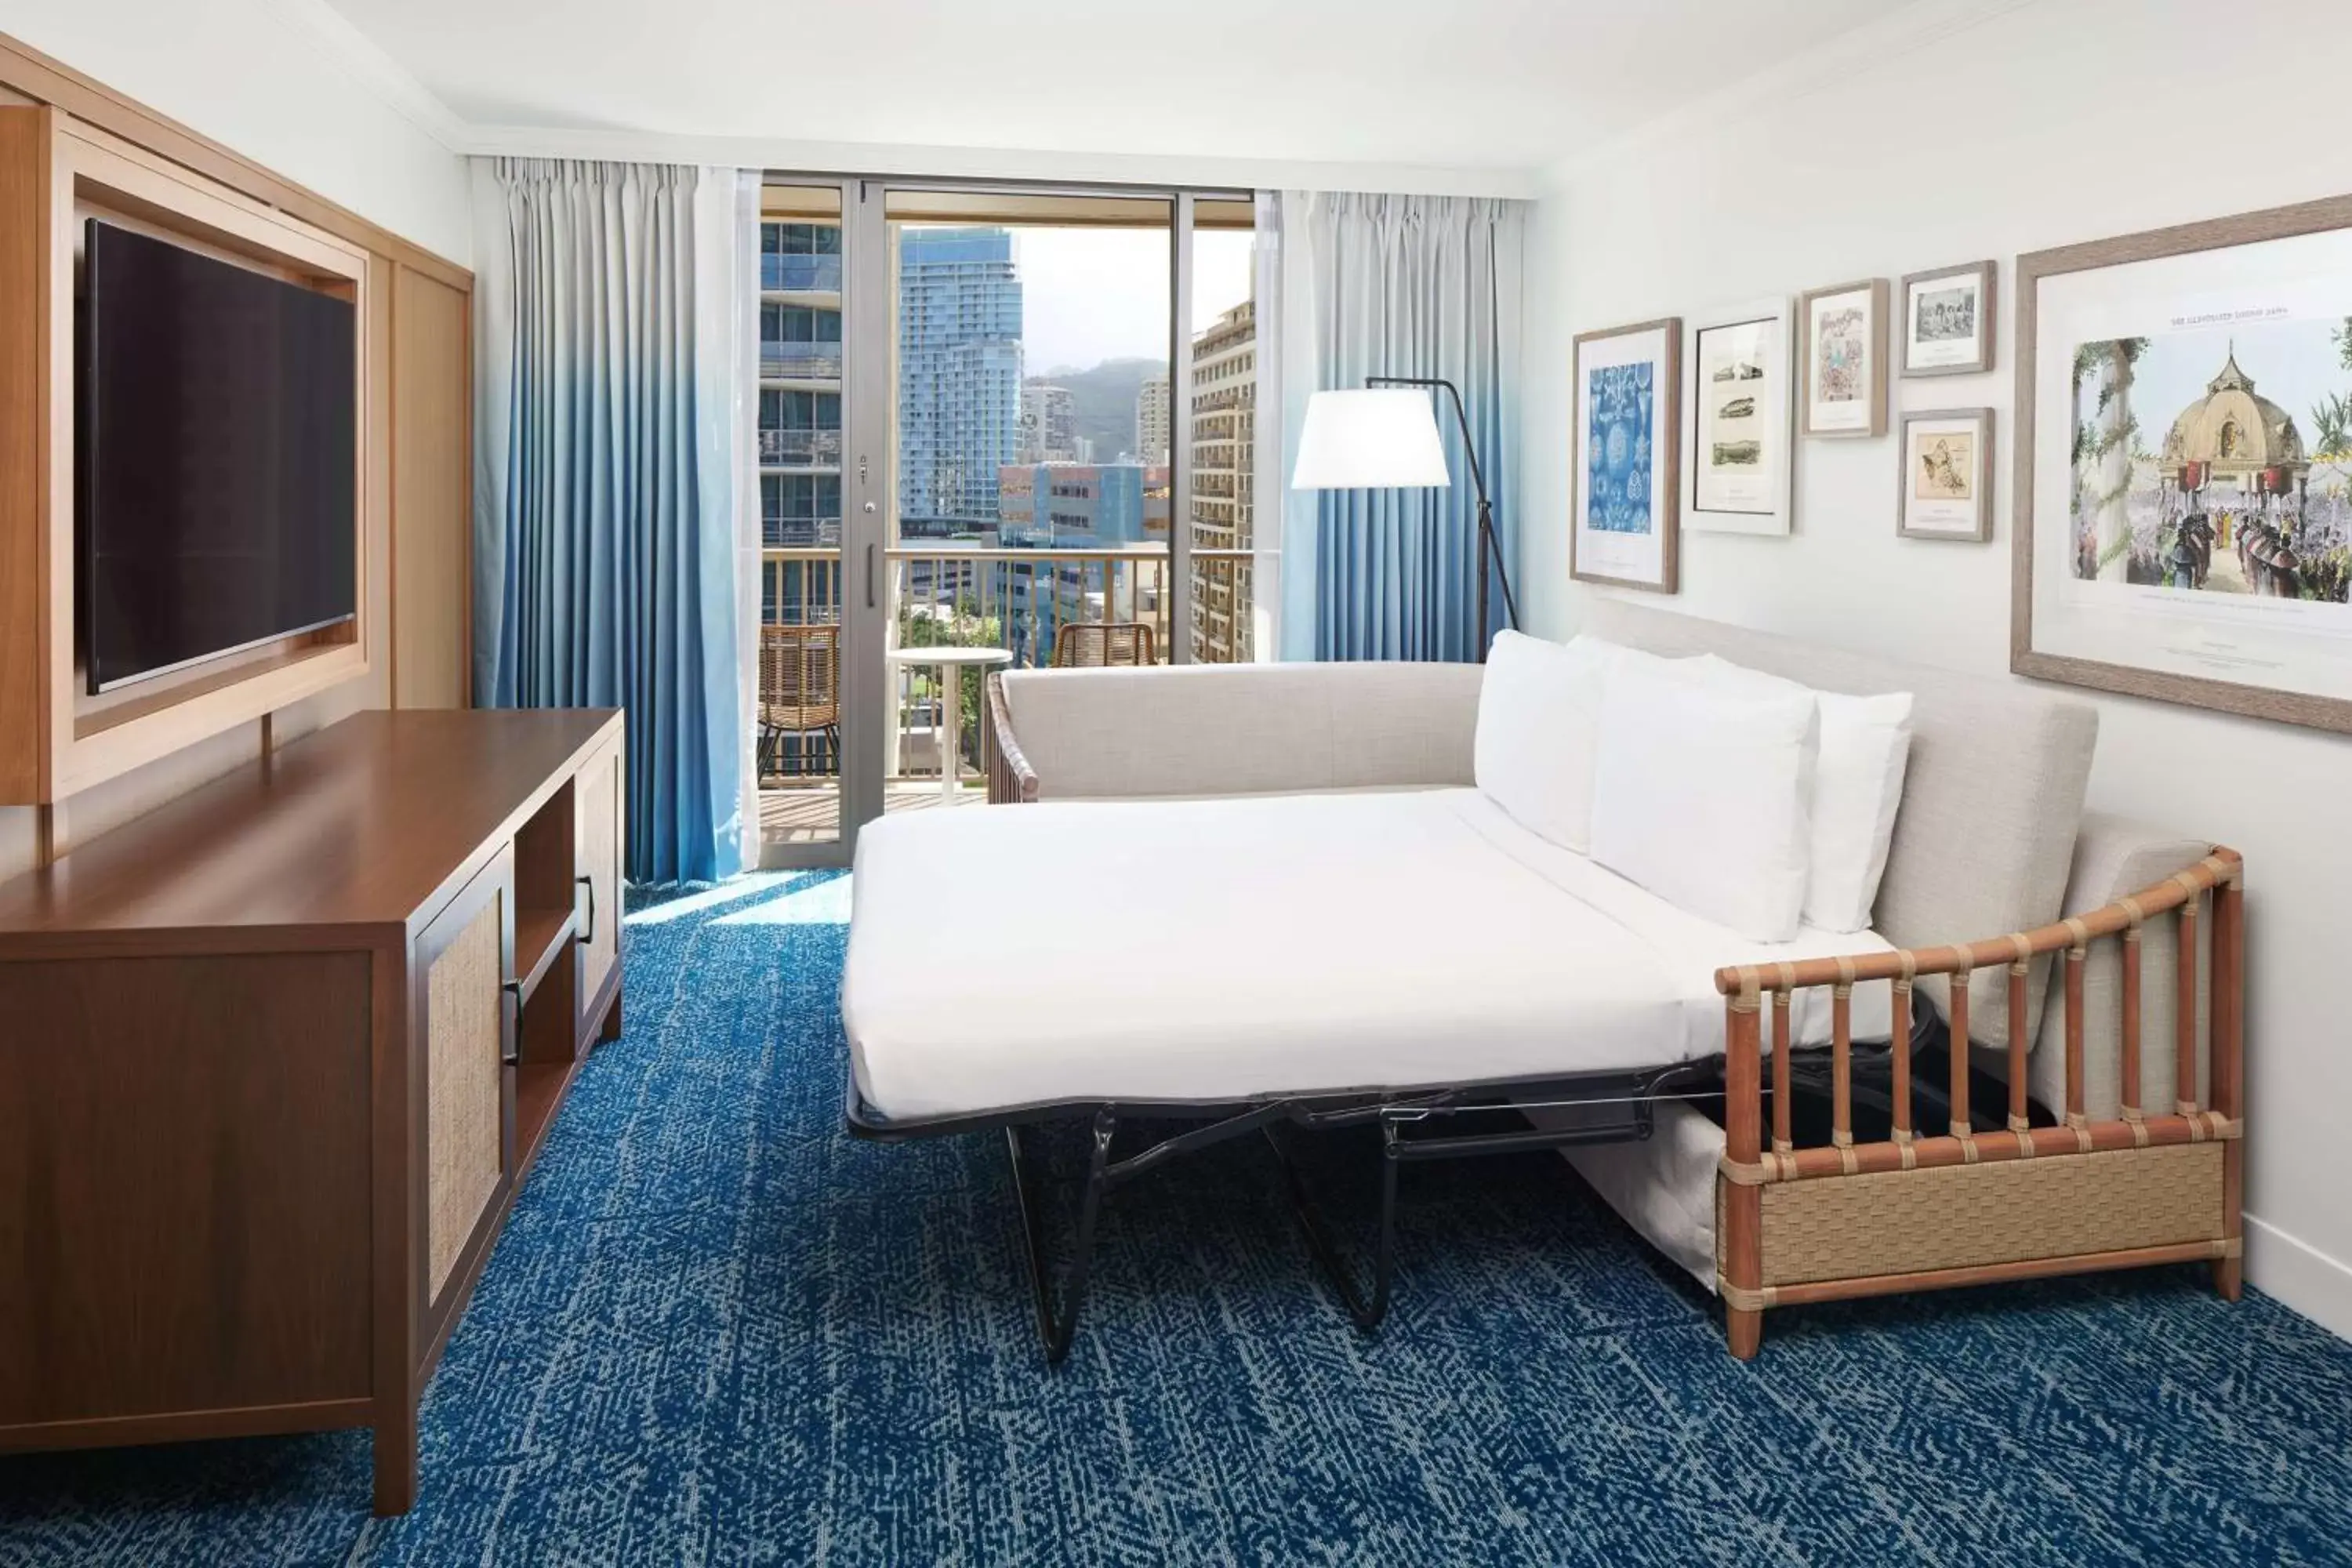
259, 0, 470, 153
459, 123, 1544, 201
1537, 0, 2043, 193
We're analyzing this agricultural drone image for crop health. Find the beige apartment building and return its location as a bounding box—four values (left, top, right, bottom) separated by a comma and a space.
1189, 299, 1255, 662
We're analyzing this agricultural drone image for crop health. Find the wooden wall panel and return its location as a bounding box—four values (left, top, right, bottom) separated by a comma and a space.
393, 266, 471, 710
0, 107, 44, 804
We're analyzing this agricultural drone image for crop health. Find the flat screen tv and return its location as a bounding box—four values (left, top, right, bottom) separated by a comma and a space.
78, 220, 358, 694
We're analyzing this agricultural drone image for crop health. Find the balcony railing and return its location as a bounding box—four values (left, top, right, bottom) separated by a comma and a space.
758, 427, 844, 466
761, 253, 843, 292
760, 341, 844, 380
763, 515, 843, 548
755, 544, 1254, 786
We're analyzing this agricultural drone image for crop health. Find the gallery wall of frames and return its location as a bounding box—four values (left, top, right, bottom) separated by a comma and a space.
1563, 198, 2352, 738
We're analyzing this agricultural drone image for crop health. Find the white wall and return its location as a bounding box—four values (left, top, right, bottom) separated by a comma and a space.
1523, 0, 2352, 1339
0, 0, 472, 264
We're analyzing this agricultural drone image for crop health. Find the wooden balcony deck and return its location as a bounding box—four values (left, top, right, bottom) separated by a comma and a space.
757, 782, 981, 844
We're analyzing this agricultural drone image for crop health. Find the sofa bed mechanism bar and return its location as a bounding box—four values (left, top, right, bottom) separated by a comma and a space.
1711, 848, 2244, 1359
848, 1065, 1708, 1363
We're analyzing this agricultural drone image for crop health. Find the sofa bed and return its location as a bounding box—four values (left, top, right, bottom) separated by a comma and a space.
840, 602, 2244, 1361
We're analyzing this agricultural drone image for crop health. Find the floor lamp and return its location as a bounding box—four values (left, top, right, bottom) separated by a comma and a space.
1289, 379, 1520, 661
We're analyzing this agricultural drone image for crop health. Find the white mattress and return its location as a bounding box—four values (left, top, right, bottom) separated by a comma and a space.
843, 789, 1894, 1123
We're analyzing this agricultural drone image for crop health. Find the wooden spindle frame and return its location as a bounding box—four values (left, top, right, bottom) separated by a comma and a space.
1945, 959, 1971, 1138
1711, 848, 2244, 1359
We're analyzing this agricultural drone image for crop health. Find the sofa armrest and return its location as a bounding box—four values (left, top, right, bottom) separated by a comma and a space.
994, 661, 1483, 801
984, 673, 1038, 804
2031, 811, 2215, 1119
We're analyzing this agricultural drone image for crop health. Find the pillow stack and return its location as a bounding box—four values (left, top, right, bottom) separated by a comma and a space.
1472, 630, 1913, 941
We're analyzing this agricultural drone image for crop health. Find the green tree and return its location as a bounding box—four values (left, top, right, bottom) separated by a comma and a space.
2312, 392, 2352, 463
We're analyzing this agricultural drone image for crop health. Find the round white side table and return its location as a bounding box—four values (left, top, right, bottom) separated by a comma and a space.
885, 644, 1014, 798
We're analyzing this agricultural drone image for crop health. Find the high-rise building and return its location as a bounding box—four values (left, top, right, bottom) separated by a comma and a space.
1018, 381, 1078, 463
898, 228, 1023, 528
757, 218, 845, 630
996, 463, 1171, 548
1134, 376, 1171, 466
1188, 299, 1256, 662
997, 462, 1171, 664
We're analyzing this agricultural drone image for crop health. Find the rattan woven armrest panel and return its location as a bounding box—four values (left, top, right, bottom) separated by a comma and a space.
1751, 1141, 2223, 1289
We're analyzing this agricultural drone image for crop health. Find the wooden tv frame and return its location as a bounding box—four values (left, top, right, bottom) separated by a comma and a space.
0, 105, 371, 807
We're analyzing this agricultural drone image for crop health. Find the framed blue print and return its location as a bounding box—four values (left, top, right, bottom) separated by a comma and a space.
1572, 317, 1682, 592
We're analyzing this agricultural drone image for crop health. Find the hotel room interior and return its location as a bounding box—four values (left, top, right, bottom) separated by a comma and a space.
4, 0, 2352, 1561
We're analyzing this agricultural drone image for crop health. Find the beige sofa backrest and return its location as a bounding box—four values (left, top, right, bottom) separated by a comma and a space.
1000, 661, 1483, 800
1585, 600, 2100, 1053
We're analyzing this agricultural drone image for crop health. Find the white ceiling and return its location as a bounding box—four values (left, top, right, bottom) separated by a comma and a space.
318, 0, 1904, 180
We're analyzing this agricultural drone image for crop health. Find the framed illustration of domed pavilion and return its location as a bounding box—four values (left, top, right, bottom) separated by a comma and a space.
2016, 192, 2352, 733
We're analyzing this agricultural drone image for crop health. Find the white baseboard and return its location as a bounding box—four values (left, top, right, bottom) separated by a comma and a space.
2245, 1213, 2352, 1344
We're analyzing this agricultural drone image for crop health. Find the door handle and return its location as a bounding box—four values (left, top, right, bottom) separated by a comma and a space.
866, 542, 877, 609
575, 873, 595, 947
500, 978, 524, 1065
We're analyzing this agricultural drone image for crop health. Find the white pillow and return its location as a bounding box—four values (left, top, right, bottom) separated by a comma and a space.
1472, 631, 1613, 853
1687, 655, 1914, 933
1589, 656, 1817, 942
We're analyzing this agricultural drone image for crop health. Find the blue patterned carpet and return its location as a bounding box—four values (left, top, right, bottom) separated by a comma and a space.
5, 870, 2352, 1565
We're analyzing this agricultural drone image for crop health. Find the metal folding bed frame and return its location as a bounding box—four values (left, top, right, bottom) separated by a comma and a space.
846, 1061, 1722, 1364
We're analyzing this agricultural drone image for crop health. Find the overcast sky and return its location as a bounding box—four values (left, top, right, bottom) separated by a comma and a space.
1011, 227, 1256, 376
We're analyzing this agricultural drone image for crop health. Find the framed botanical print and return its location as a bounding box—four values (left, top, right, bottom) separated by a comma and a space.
1900, 261, 1996, 377
1572, 318, 1681, 593
1682, 298, 1795, 535
1897, 408, 1992, 541
1798, 278, 1889, 437
2016, 191, 2352, 733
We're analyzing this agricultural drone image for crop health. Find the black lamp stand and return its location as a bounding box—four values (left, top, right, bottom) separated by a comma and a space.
1365, 375, 1520, 660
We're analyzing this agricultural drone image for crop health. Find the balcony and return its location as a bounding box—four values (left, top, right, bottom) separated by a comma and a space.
760, 341, 844, 381
761, 253, 843, 293
763, 514, 843, 549
756, 544, 1253, 838
758, 427, 844, 467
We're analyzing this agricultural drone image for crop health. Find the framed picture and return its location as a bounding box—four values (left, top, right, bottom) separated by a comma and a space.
1798, 278, 1889, 437
1900, 261, 1996, 377
1572, 317, 1681, 593
1682, 298, 1795, 535
2016, 191, 2352, 734
1897, 408, 1992, 541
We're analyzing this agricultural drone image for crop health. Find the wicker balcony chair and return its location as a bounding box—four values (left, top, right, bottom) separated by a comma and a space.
759, 623, 840, 779
1051, 622, 1157, 668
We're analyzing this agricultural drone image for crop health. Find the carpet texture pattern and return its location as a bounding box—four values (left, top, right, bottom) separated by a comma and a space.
4, 870, 2351, 1565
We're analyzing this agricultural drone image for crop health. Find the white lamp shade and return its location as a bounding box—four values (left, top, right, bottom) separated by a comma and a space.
1290, 388, 1451, 490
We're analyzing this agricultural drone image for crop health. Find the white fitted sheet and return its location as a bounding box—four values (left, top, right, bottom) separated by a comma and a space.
843, 789, 1894, 1123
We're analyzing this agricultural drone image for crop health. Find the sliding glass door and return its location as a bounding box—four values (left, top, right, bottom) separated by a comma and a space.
754, 180, 1260, 869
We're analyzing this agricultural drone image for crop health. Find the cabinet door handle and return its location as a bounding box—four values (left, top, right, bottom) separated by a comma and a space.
575, 873, 596, 947
500, 978, 523, 1065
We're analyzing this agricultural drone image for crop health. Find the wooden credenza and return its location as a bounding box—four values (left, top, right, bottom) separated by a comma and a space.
0, 709, 626, 1515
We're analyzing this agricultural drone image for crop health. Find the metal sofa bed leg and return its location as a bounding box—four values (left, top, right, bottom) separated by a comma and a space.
1265, 1119, 1403, 1332
1007, 1111, 1117, 1366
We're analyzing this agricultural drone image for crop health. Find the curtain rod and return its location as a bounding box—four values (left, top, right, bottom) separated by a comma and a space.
761, 172, 1254, 203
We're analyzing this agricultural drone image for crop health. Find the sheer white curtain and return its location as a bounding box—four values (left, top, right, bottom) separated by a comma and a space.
1258, 191, 1526, 662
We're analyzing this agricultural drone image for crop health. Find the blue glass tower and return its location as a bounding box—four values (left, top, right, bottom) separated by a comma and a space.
898, 228, 1023, 530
